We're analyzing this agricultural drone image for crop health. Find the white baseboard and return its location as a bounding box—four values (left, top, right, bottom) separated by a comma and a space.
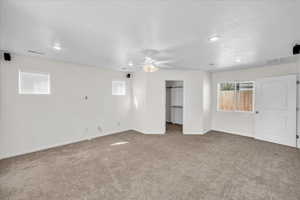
143, 132, 165, 135
131, 128, 145, 133
132, 128, 165, 135
183, 129, 210, 135
202, 129, 212, 134
211, 129, 254, 138
0, 129, 130, 160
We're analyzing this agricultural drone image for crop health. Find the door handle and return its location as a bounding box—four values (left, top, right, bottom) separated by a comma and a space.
255, 111, 259, 114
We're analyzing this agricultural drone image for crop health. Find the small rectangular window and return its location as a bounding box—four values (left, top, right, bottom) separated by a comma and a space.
217, 81, 254, 112
112, 81, 126, 96
19, 71, 50, 95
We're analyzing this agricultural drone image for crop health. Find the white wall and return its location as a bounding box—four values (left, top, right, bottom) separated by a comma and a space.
202, 72, 212, 133
211, 61, 300, 138
3, 54, 299, 159
0, 55, 132, 159
131, 70, 211, 135
131, 71, 148, 133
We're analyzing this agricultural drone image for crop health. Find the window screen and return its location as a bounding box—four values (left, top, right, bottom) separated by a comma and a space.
19, 71, 50, 95
112, 81, 126, 96
217, 81, 254, 112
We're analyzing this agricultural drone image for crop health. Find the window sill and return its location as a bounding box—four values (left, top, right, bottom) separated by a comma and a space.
19, 93, 51, 95
217, 110, 254, 114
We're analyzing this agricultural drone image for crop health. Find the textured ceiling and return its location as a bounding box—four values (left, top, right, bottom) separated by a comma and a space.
1, 0, 300, 71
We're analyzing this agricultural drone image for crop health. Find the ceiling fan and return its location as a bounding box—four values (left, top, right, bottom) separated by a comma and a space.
127, 49, 175, 72
141, 56, 174, 72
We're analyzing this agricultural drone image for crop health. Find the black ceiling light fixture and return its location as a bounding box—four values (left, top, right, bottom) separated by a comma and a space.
3, 52, 11, 61
293, 43, 300, 55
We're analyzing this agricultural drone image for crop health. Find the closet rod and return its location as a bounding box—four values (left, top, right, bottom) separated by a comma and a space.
166, 86, 183, 89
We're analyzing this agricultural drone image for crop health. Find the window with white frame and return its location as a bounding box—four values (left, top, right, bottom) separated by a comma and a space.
18, 71, 50, 95
112, 81, 126, 96
217, 81, 254, 112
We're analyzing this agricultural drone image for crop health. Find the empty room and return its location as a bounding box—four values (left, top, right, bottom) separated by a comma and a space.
1, 0, 300, 199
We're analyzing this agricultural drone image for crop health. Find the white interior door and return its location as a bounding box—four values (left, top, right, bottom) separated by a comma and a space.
255, 75, 297, 147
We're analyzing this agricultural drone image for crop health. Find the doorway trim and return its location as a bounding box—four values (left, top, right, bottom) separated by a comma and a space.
164, 80, 185, 134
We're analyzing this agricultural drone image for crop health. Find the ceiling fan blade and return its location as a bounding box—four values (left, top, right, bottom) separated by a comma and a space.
155, 60, 174, 64
157, 63, 174, 68
140, 49, 160, 56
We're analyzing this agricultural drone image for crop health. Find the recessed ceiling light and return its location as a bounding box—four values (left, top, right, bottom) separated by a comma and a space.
53, 43, 61, 51
209, 35, 220, 42
128, 61, 133, 67
236, 58, 241, 63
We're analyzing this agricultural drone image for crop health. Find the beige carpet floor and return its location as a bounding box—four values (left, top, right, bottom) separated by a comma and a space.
1, 125, 300, 200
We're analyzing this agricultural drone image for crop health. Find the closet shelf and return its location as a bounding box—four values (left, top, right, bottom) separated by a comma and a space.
169, 105, 183, 108
166, 86, 183, 89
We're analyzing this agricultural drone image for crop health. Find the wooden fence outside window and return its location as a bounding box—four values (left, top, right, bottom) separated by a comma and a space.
218, 90, 253, 112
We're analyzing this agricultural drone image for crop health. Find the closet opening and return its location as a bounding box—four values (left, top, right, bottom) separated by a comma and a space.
165, 80, 184, 134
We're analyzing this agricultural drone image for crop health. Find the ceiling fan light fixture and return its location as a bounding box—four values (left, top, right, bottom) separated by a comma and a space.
236, 58, 241, 63
143, 64, 159, 72
209, 35, 220, 42
53, 43, 61, 51
128, 61, 133, 67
